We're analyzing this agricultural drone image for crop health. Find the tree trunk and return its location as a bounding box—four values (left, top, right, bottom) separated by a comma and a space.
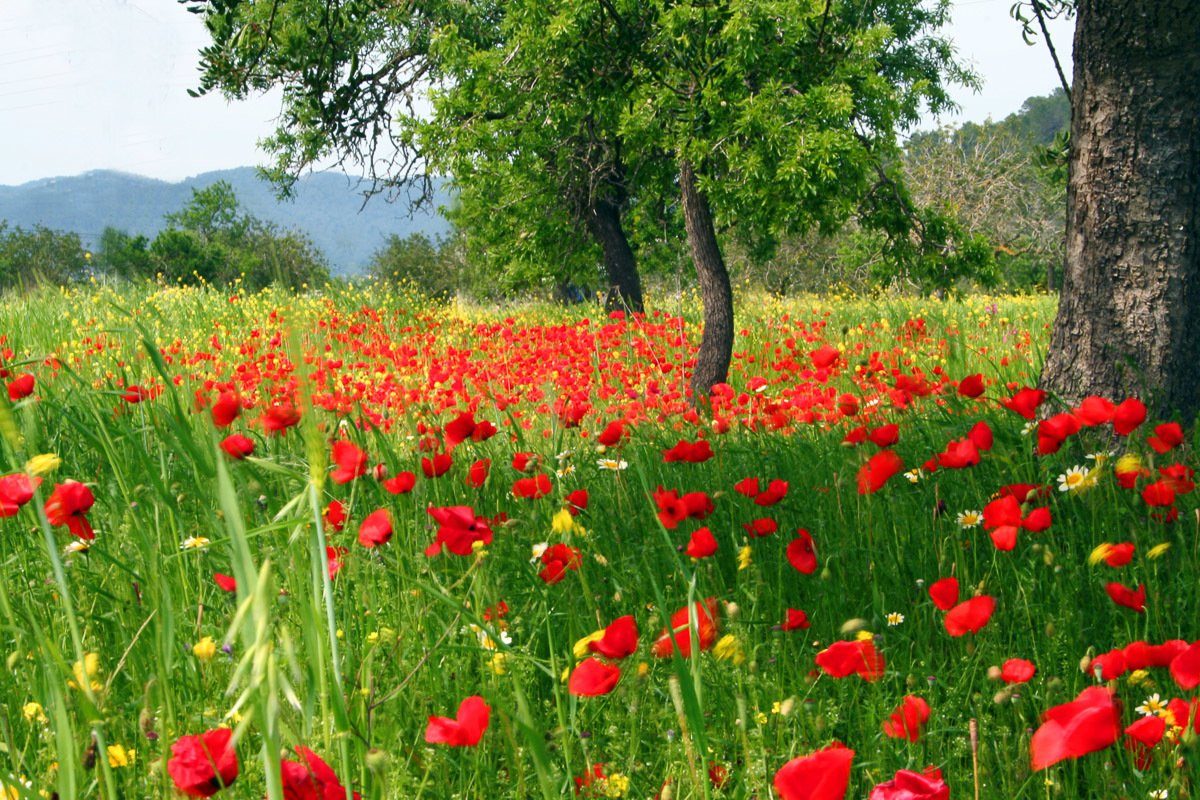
679, 159, 734, 401
585, 197, 644, 314
1040, 0, 1200, 417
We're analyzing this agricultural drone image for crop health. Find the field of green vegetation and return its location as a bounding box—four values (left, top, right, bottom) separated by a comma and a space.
0, 284, 1194, 800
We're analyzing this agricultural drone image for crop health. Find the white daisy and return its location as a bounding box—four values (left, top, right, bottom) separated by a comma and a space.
956, 510, 982, 529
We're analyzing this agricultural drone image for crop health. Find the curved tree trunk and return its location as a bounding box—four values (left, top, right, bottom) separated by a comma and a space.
585, 197, 644, 314
1040, 0, 1200, 417
679, 159, 734, 401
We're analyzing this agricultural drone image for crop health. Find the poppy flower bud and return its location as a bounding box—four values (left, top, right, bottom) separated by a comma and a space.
365, 748, 389, 774
987, 666, 1003, 681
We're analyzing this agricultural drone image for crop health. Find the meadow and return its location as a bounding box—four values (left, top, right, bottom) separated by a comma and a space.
0, 283, 1194, 800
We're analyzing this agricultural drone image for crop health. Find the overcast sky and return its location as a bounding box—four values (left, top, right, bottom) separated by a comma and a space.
0, 0, 1074, 187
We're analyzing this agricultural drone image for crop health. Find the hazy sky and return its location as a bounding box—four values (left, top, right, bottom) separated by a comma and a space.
0, 0, 1074, 187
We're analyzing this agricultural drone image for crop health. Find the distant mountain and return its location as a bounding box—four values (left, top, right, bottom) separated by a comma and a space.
0, 167, 453, 275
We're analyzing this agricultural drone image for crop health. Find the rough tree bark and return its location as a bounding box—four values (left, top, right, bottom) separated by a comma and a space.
679, 159, 734, 401
1040, 0, 1200, 417
585, 197, 644, 314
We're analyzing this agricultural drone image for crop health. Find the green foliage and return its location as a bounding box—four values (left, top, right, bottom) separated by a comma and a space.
0, 222, 88, 290
367, 231, 463, 301
149, 182, 331, 289
96, 227, 153, 280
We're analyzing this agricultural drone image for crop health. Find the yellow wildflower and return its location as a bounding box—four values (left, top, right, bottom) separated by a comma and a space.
25, 453, 61, 476
192, 636, 217, 662
106, 744, 134, 768
70, 653, 102, 693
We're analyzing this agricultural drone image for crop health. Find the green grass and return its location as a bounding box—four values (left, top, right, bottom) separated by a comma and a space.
0, 283, 1192, 799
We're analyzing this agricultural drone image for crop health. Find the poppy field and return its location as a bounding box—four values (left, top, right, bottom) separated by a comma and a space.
0, 283, 1197, 799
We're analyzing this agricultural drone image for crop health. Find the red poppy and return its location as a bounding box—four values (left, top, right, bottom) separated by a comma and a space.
425, 506, 493, 557
539, 543, 582, 584
280, 746, 360, 800
781, 608, 811, 631
936, 438, 980, 469
1147, 422, 1184, 454
867, 424, 900, 448
810, 345, 841, 369
1104, 582, 1146, 613
513, 473, 552, 499
596, 420, 629, 446
121, 384, 160, 404
773, 742, 853, 800
685, 527, 718, 559
652, 598, 719, 658
421, 452, 453, 478
1169, 641, 1200, 690
1159, 463, 1196, 494
1112, 397, 1147, 435
262, 401, 301, 434
220, 434, 255, 460
330, 441, 368, 484
211, 391, 241, 428
857, 450, 904, 494
7, 373, 34, 401
843, 426, 868, 446
444, 410, 482, 448
957, 373, 985, 398
213, 573, 237, 593
1089, 649, 1128, 681
928, 577, 959, 611
588, 615, 639, 660
754, 479, 789, 506
1123, 715, 1166, 769
325, 546, 347, 580
1000, 658, 1036, 684
815, 639, 885, 681
357, 509, 393, 548
323, 500, 346, 532
466, 458, 491, 488
568, 658, 622, 696
167, 728, 239, 797
1000, 387, 1045, 419
425, 696, 490, 747
786, 530, 818, 574
1075, 395, 1115, 426
512, 452, 539, 472
662, 439, 714, 463
1101, 542, 1135, 567
566, 489, 589, 514
734, 477, 760, 496
744, 517, 778, 538
882, 695, 931, 741
943, 596, 995, 636
0, 473, 37, 517
1036, 413, 1081, 455
382, 471, 416, 494
868, 768, 949, 800
1030, 686, 1121, 771
837, 393, 860, 416
1123, 639, 1187, 670
44, 480, 95, 540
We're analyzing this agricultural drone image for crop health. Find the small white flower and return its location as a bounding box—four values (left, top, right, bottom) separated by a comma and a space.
903, 468, 924, 484
181, 536, 211, 551
885, 612, 905, 626
1057, 465, 1095, 494
597, 458, 628, 471
1149, 789, 1169, 800
1020, 420, 1037, 436
555, 464, 576, 478
530, 542, 548, 563
64, 540, 90, 556
956, 510, 982, 529
1135, 693, 1168, 718
555, 450, 573, 462
1086, 450, 1115, 463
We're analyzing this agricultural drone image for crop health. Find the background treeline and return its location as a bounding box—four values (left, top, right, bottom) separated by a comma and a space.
371, 89, 1068, 301
1, 90, 1067, 299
